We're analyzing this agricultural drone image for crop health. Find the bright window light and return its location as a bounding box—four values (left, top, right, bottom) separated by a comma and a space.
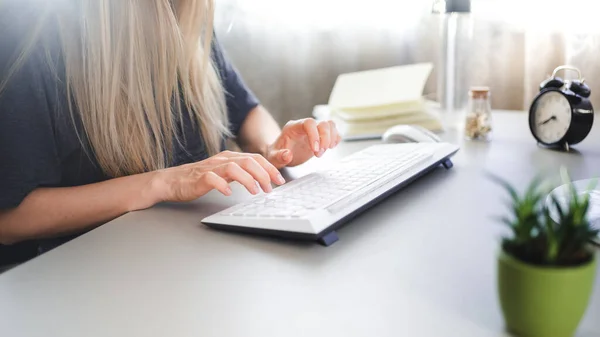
233, 0, 429, 32
471, 0, 600, 33
226, 0, 600, 34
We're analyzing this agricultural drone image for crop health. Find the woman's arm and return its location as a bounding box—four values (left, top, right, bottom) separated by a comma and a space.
0, 172, 159, 245
210, 36, 340, 165
0, 104, 340, 245
236, 105, 282, 156
237, 106, 342, 168
0, 151, 285, 245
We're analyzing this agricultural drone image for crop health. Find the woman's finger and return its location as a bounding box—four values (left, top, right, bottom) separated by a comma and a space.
328, 120, 340, 148
300, 119, 321, 154
215, 150, 238, 159
317, 121, 331, 154
233, 156, 273, 193
214, 162, 260, 195
223, 152, 286, 185
248, 153, 287, 185
196, 171, 232, 196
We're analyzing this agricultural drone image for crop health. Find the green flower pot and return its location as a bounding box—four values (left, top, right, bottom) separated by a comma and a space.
498, 251, 597, 337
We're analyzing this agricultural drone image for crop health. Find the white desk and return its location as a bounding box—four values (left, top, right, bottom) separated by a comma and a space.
0, 111, 599, 337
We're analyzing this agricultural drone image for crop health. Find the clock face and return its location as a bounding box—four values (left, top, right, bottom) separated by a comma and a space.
531, 91, 572, 144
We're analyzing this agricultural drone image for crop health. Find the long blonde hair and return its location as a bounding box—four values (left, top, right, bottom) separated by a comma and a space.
4, 0, 229, 177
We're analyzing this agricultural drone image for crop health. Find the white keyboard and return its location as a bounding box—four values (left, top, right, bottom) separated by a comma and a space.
202, 142, 459, 245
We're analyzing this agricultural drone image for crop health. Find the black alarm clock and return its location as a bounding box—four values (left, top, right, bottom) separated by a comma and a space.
529, 65, 594, 151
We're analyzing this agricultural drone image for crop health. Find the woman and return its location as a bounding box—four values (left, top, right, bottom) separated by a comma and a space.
0, 0, 340, 264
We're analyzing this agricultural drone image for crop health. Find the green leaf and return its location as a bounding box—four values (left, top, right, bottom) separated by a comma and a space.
499, 216, 514, 227
559, 166, 572, 186
586, 178, 599, 192
577, 198, 591, 227
526, 173, 545, 197
544, 207, 559, 263
486, 171, 520, 204
493, 168, 596, 266
491, 215, 515, 230
550, 194, 565, 220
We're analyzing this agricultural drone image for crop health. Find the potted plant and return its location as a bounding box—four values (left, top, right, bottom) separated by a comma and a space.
490, 170, 599, 337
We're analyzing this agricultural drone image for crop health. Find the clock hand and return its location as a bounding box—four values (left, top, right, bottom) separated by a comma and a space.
538, 115, 557, 126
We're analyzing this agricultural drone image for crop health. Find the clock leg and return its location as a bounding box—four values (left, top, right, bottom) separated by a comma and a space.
564, 143, 570, 152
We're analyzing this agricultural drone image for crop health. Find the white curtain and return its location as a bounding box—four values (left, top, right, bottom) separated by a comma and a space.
215, 0, 600, 123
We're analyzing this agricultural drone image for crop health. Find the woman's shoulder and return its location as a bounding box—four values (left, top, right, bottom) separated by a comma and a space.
1, 0, 63, 50
1, 0, 64, 89
0, 0, 54, 38
0, 2, 73, 210
0, 0, 69, 147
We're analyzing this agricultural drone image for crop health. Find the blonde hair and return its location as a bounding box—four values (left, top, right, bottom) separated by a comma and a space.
4, 0, 229, 177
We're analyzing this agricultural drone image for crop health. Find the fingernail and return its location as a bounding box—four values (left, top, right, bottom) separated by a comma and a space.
317, 149, 325, 157
282, 150, 291, 161
265, 184, 273, 193
276, 173, 286, 184
251, 185, 260, 195
313, 141, 320, 152
224, 187, 232, 196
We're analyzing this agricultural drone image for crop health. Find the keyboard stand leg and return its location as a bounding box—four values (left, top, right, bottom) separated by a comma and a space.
442, 159, 454, 169
318, 231, 339, 247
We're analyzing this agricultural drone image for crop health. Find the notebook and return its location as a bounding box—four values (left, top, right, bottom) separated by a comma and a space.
317, 63, 441, 139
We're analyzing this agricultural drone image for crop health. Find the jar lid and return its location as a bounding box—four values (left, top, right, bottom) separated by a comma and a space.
470, 86, 490, 99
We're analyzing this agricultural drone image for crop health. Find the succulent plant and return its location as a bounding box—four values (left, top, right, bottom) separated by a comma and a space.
490, 169, 598, 267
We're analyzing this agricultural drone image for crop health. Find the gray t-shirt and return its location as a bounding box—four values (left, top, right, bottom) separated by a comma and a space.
0, 0, 260, 264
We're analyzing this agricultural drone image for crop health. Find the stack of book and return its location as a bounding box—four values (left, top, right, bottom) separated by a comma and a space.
313, 63, 443, 140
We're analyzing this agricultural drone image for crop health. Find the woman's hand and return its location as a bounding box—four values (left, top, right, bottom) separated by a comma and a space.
148, 151, 286, 205
265, 118, 342, 169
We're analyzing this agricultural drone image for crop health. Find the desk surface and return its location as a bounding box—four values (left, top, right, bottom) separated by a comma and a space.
1, 111, 599, 337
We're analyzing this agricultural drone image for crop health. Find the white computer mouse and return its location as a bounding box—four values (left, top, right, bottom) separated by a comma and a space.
382, 124, 441, 143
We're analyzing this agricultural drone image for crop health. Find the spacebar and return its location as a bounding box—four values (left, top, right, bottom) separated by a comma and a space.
325, 154, 430, 214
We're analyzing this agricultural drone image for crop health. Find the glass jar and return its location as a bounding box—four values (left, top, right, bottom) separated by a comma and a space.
464, 87, 492, 141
